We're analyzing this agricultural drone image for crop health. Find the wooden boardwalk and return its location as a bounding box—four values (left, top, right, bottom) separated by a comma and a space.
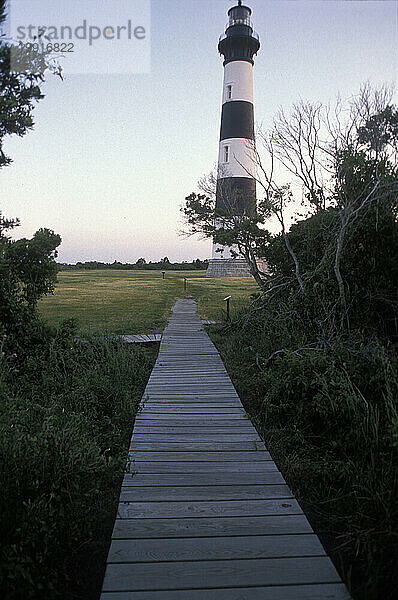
101, 299, 351, 599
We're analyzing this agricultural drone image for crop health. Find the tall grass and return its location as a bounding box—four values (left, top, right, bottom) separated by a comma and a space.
0, 332, 157, 599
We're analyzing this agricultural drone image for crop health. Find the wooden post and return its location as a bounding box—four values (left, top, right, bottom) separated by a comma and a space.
224, 295, 231, 320
162, 271, 165, 279
184, 277, 187, 291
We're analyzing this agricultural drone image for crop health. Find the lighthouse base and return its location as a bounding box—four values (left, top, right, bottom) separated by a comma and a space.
206, 258, 251, 278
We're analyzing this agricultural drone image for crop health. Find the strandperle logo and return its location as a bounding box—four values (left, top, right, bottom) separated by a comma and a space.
9, 0, 151, 75
15, 20, 147, 47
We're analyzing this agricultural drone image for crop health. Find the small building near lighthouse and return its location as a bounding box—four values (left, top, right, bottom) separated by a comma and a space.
206, 0, 260, 278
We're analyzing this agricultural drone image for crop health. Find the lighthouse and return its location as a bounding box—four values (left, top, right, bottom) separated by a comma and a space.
206, 0, 260, 278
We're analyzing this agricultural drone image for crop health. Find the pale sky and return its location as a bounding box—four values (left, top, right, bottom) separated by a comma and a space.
2, 0, 397, 263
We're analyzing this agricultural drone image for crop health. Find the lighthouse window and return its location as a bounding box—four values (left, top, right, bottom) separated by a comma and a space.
226, 84, 233, 100
224, 145, 230, 163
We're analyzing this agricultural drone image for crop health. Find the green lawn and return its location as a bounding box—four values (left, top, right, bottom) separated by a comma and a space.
38, 270, 258, 334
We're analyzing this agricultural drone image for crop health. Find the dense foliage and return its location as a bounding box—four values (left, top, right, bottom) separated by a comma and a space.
259, 150, 398, 339
0, 328, 156, 599
212, 322, 397, 599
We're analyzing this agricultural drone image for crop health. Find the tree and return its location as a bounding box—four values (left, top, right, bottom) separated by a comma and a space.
5, 227, 62, 307
182, 187, 271, 290
136, 257, 146, 266
0, 0, 63, 168
0, 218, 59, 352
357, 104, 398, 159
0, 48, 44, 167
257, 90, 398, 334
0, 214, 61, 345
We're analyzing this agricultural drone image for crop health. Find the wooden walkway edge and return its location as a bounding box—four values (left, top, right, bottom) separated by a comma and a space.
120, 334, 162, 344
101, 299, 351, 599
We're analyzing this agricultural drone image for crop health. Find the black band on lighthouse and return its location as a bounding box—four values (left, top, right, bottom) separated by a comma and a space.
216, 176, 256, 215
220, 101, 254, 141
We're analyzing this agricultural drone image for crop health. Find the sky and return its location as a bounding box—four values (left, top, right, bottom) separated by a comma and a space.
1, 0, 397, 264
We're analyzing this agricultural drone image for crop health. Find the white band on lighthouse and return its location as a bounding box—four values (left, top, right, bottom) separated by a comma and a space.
218, 137, 256, 179
223, 61, 254, 104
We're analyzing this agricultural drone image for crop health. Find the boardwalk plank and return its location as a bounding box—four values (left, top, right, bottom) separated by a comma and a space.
135, 417, 249, 424
131, 434, 262, 442
125, 461, 276, 473
141, 400, 244, 405
138, 408, 246, 413
116, 499, 301, 519
130, 441, 264, 451
108, 534, 325, 563
101, 583, 350, 599
122, 472, 285, 486
102, 556, 341, 591
128, 451, 271, 461
133, 426, 255, 434
111, 514, 314, 539
119, 484, 293, 501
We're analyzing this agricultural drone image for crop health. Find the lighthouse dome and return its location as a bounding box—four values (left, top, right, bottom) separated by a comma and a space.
228, 1, 252, 29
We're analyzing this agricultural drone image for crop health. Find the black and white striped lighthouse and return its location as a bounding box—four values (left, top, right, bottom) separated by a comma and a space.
206, 0, 260, 277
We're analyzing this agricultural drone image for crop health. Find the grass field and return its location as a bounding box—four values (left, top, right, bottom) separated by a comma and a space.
38, 270, 258, 334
